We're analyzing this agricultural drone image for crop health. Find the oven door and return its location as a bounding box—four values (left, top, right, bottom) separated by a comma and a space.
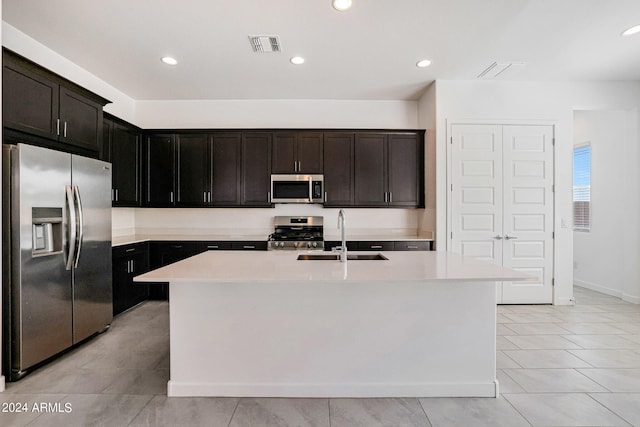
270, 175, 323, 203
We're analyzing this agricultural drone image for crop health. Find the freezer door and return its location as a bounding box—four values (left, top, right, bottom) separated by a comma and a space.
71, 155, 113, 343
5, 144, 73, 374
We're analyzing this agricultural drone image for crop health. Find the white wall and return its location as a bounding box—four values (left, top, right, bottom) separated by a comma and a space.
417, 83, 437, 239
422, 80, 640, 305
113, 205, 422, 241
573, 110, 640, 303
135, 99, 418, 129
2, 23, 136, 122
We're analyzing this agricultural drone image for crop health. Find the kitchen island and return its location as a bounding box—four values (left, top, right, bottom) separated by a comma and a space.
134, 250, 530, 398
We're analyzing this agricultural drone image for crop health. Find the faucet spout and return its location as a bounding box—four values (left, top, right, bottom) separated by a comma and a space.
335, 209, 347, 262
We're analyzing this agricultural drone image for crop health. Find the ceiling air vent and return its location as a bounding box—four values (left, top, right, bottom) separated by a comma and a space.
249, 35, 281, 53
477, 62, 525, 79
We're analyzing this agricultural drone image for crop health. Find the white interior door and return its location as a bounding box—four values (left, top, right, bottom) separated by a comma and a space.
450, 123, 554, 304
501, 125, 554, 303
450, 124, 503, 266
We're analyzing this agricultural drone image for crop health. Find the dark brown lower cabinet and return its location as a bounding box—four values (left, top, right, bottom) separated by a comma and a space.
147, 240, 268, 300
324, 240, 432, 251
112, 243, 150, 315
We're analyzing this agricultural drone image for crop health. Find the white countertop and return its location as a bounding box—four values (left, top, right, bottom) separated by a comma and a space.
112, 234, 269, 246
112, 234, 433, 247
134, 250, 531, 284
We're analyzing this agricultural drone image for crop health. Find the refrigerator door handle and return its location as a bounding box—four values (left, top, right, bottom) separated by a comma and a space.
65, 185, 77, 270
73, 185, 84, 268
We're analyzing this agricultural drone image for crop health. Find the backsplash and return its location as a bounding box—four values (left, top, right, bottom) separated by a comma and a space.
112, 206, 433, 239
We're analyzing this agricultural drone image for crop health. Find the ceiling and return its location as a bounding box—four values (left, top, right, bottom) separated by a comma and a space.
3, 0, 640, 101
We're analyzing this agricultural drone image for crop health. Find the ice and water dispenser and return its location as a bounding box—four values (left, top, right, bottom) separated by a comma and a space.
31, 207, 63, 257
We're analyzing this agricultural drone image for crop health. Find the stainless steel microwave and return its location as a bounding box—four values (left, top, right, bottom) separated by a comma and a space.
270, 174, 324, 203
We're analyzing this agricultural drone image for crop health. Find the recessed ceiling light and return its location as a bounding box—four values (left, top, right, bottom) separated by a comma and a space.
416, 59, 432, 68
332, 0, 353, 11
290, 56, 305, 65
161, 56, 178, 65
622, 24, 640, 36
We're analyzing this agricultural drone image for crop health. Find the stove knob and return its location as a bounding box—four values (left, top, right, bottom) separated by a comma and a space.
312, 242, 317, 248
307, 242, 312, 248
279, 242, 285, 248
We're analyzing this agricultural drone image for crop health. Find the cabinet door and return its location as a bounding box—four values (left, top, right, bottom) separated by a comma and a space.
176, 133, 210, 206
323, 133, 354, 206
101, 118, 113, 162
212, 133, 241, 205
354, 133, 388, 206
241, 133, 272, 206
145, 134, 176, 206
388, 133, 422, 206
112, 256, 130, 316
112, 123, 141, 206
3, 58, 59, 140
272, 132, 297, 173
129, 252, 150, 308
59, 86, 102, 152
297, 132, 324, 174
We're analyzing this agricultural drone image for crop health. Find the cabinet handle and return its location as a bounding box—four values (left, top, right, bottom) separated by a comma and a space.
371, 245, 383, 249
130, 260, 135, 273
204, 192, 207, 203
324, 191, 328, 203
389, 192, 392, 203
170, 191, 174, 203
207, 245, 219, 249
407, 245, 419, 249
243, 245, 255, 249
56, 119, 61, 136
298, 161, 301, 172
115, 189, 119, 202
268, 192, 271, 203
384, 192, 388, 203
64, 121, 68, 138
111, 189, 115, 202
125, 248, 136, 253
208, 192, 211, 203
171, 245, 183, 249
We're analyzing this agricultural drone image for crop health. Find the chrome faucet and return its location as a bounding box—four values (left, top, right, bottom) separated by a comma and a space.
333, 209, 347, 262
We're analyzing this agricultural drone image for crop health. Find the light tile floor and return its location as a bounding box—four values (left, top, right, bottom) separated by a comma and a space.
1, 286, 640, 426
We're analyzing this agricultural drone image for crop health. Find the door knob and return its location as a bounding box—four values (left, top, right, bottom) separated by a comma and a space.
493, 235, 503, 240
504, 235, 518, 240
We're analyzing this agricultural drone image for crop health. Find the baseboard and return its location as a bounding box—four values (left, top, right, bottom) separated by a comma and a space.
621, 292, 640, 304
574, 279, 622, 298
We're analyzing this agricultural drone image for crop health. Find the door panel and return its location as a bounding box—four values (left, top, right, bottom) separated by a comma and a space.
14, 144, 72, 370
354, 133, 387, 206
211, 133, 241, 205
501, 125, 554, 303
450, 124, 503, 265
176, 134, 210, 206
71, 155, 113, 342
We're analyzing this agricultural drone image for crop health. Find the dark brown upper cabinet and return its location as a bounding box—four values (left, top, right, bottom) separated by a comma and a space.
211, 133, 242, 206
354, 132, 423, 207
144, 133, 176, 207
176, 133, 210, 206
242, 132, 272, 206
105, 116, 142, 207
323, 133, 354, 206
2, 49, 109, 155
272, 131, 323, 174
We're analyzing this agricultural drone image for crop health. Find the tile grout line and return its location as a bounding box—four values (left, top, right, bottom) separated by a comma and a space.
226, 397, 241, 427
583, 392, 634, 427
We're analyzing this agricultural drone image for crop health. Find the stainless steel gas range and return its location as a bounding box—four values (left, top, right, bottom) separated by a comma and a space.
268, 216, 324, 250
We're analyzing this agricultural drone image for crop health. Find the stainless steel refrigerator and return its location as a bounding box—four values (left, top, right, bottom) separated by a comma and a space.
2, 143, 112, 381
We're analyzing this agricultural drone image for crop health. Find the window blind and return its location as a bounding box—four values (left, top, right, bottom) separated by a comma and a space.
573, 144, 591, 231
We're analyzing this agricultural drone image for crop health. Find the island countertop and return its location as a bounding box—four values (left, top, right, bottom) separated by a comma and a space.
134, 250, 531, 284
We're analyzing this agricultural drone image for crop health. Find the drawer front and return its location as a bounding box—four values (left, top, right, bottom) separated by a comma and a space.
357, 241, 394, 251
231, 241, 268, 251
199, 241, 233, 251
113, 241, 149, 259
393, 241, 432, 251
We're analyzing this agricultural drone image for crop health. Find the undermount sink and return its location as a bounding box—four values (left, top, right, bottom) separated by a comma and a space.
297, 253, 388, 261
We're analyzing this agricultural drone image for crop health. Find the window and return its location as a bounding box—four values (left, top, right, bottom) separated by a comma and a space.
573, 144, 591, 231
